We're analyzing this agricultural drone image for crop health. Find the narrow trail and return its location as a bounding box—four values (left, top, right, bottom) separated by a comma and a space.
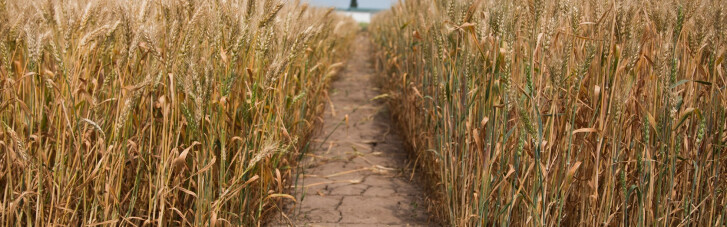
273, 34, 431, 226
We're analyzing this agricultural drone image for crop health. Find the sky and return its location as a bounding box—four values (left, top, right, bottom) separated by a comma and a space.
304, 0, 397, 10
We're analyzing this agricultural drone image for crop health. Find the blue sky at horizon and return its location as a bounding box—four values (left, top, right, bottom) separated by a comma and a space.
304, 0, 397, 10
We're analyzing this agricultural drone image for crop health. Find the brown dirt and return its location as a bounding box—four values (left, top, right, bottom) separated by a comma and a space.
270, 34, 433, 226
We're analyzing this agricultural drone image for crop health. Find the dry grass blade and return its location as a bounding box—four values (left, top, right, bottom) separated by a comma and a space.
172, 141, 200, 172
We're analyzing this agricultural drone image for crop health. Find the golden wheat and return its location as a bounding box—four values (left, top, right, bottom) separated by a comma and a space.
372, 0, 727, 225
0, 0, 356, 225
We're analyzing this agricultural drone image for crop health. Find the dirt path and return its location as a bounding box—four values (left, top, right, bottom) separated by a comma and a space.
272, 34, 431, 226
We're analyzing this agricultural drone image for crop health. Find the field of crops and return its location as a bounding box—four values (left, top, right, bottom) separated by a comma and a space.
3, 0, 727, 225
372, 0, 726, 225
0, 0, 355, 225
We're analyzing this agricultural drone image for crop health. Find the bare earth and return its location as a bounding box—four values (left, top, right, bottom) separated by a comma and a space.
271, 34, 431, 226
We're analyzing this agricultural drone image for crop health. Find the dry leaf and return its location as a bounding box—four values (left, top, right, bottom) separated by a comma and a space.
572, 128, 599, 135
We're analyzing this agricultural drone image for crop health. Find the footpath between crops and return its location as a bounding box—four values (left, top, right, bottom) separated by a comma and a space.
271, 34, 431, 226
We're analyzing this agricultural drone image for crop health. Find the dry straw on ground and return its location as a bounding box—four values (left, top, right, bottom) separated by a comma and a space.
0, 0, 355, 225
372, 0, 726, 225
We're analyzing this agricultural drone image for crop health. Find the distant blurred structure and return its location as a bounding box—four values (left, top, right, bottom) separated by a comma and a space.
337, 7, 380, 23
305, 0, 393, 10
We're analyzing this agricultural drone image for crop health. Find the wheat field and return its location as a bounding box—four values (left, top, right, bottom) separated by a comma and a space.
3, 0, 727, 226
0, 0, 356, 225
372, 0, 726, 226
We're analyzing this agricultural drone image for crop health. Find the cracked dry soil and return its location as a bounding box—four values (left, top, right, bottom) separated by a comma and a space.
270, 34, 432, 226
